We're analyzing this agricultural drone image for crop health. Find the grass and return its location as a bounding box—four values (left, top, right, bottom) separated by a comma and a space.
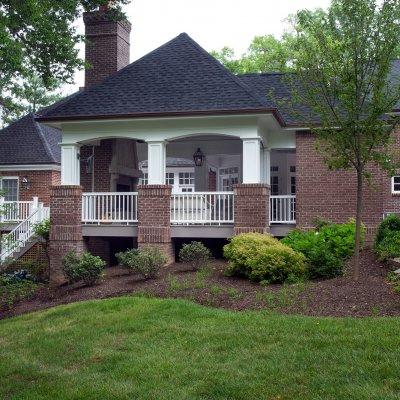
1, 297, 400, 399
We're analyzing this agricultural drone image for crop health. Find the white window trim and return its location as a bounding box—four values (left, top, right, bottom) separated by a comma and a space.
392, 176, 400, 194
0, 176, 19, 201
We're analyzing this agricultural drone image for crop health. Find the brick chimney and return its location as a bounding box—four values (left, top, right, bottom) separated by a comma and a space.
83, 6, 131, 88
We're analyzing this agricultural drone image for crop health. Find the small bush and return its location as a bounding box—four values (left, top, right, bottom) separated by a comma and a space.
116, 247, 167, 280
62, 251, 106, 286
5, 260, 48, 282
116, 249, 140, 273
33, 219, 50, 242
282, 219, 363, 279
223, 233, 307, 284
374, 215, 400, 260
0, 277, 38, 310
179, 241, 211, 270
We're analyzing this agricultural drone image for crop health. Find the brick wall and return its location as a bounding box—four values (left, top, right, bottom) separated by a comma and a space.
137, 185, 174, 263
80, 140, 113, 192
83, 10, 131, 88
295, 130, 398, 242
233, 184, 270, 235
0, 169, 60, 206
49, 185, 85, 285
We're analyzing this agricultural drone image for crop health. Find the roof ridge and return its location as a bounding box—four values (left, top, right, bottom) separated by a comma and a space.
34, 116, 57, 163
180, 33, 269, 108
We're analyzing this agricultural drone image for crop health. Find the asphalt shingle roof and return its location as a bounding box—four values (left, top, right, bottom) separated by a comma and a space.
0, 114, 61, 165
238, 72, 320, 126
37, 33, 273, 121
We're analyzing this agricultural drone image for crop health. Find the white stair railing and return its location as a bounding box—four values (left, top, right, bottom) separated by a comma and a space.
0, 203, 49, 263
270, 195, 296, 224
82, 192, 138, 224
0, 197, 37, 223
171, 192, 234, 225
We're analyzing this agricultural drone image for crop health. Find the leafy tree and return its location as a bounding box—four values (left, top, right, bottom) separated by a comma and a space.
0, 0, 130, 117
289, 0, 400, 278
211, 34, 296, 73
1, 74, 63, 126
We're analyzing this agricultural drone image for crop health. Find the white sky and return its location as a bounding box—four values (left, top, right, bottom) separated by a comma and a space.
65, 0, 331, 94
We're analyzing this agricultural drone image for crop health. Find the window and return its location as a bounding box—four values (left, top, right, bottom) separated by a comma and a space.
220, 167, 239, 175
290, 176, 296, 195
1, 178, 19, 201
392, 176, 400, 193
166, 172, 174, 185
181, 187, 193, 193
179, 172, 194, 186
140, 173, 148, 185
270, 166, 279, 172
290, 166, 296, 173
271, 176, 279, 195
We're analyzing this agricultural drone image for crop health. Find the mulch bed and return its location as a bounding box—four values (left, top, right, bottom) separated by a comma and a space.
1, 250, 400, 319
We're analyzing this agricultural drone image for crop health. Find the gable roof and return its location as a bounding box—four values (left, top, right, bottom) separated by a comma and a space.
0, 114, 61, 165
37, 33, 274, 122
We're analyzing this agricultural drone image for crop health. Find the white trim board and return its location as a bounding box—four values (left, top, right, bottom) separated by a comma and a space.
0, 164, 61, 172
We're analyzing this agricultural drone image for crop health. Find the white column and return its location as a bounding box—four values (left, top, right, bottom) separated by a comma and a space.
61, 144, 80, 185
147, 141, 166, 185
242, 138, 261, 184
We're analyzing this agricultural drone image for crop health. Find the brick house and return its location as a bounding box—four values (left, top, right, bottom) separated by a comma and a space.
2, 7, 400, 282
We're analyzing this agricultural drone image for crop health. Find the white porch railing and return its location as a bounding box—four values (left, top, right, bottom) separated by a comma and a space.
171, 192, 234, 225
0, 198, 36, 223
0, 204, 49, 262
270, 195, 296, 224
82, 192, 138, 224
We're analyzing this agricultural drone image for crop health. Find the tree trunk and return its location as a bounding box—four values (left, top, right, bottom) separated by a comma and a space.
353, 170, 363, 280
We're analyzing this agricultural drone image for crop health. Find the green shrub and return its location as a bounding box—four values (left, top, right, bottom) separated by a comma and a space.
179, 241, 211, 270
0, 277, 38, 310
375, 232, 400, 261
223, 233, 307, 284
62, 251, 105, 286
282, 219, 363, 279
33, 219, 50, 242
116, 249, 140, 273
374, 215, 400, 260
116, 247, 167, 279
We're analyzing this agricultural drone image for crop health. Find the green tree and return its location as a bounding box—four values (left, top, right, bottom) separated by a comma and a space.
0, 0, 130, 116
211, 34, 296, 73
289, 0, 400, 278
1, 74, 63, 126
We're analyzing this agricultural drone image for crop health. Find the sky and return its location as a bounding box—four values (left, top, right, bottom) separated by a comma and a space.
65, 0, 331, 94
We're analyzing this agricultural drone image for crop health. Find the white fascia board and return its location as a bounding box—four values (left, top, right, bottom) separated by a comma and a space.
60, 114, 268, 145
0, 164, 61, 172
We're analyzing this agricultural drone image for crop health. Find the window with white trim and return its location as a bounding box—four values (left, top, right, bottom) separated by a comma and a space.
166, 172, 174, 185
392, 176, 400, 193
179, 172, 194, 186
271, 176, 279, 195
0, 178, 19, 201
140, 173, 148, 185
290, 176, 296, 195
181, 187, 193, 192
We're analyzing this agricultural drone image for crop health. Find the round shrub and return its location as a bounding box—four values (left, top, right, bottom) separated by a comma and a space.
62, 251, 106, 286
116, 247, 167, 279
374, 215, 400, 260
116, 249, 140, 273
179, 241, 211, 270
223, 233, 307, 284
375, 231, 400, 261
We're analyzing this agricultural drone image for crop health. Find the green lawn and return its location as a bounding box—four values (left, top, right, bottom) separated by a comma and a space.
0, 297, 400, 399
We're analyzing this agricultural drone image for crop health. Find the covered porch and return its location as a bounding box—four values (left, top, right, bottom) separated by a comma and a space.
58, 114, 296, 231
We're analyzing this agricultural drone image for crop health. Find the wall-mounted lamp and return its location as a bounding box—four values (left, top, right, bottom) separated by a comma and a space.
21, 177, 30, 190
193, 148, 205, 167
